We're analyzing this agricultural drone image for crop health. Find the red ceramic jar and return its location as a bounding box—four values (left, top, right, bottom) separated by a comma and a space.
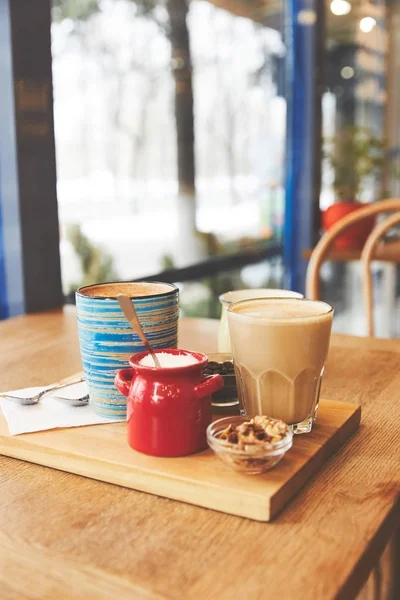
115, 349, 224, 457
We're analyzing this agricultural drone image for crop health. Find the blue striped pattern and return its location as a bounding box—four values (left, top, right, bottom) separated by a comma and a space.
76, 284, 179, 418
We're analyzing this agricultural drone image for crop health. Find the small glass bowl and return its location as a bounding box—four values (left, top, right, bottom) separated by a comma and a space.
207, 416, 293, 475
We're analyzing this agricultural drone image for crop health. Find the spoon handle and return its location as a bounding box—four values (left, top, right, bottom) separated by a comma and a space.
38, 377, 86, 399
117, 294, 161, 368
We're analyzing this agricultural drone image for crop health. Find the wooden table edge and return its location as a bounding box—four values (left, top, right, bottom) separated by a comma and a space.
270, 403, 361, 519
337, 495, 400, 600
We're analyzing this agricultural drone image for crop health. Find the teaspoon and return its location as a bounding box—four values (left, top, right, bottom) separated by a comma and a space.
117, 294, 161, 368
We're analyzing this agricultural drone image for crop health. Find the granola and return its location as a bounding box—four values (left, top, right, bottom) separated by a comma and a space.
207, 415, 292, 474
218, 415, 289, 451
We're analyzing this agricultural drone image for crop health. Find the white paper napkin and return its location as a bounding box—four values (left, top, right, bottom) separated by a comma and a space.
0, 381, 124, 436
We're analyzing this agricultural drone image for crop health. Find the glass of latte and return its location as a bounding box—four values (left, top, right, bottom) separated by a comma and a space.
227, 297, 333, 434
218, 288, 303, 353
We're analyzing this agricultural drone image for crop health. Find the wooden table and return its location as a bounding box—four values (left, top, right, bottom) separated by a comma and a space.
0, 308, 399, 600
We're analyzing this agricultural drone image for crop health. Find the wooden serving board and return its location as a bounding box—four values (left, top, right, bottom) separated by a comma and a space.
0, 390, 360, 521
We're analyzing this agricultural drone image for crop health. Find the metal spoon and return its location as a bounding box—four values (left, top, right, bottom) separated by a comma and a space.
0, 377, 89, 406
117, 293, 161, 368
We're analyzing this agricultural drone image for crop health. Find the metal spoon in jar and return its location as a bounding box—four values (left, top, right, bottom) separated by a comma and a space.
117, 293, 161, 368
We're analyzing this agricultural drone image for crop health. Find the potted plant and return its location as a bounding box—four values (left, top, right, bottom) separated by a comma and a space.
322, 126, 385, 249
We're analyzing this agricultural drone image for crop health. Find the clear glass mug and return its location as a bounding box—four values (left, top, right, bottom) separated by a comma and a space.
227, 297, 333, 434
218, 289, 303, 353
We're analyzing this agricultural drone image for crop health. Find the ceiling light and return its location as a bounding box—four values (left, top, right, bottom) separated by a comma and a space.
359, 17, 376, 32
341, 66, 355, 79
330, 0, 351, 16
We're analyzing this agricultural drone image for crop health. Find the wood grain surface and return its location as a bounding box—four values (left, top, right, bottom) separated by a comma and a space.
0, 397, 360, 522
0, 309, 399, 600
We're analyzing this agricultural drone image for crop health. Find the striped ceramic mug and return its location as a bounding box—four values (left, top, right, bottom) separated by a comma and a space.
76, 281, 179, 418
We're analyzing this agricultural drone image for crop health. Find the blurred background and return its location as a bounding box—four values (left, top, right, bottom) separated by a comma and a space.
1, 0, 400, 335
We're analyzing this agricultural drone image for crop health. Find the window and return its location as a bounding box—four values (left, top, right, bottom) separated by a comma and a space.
51, 0, 286, 314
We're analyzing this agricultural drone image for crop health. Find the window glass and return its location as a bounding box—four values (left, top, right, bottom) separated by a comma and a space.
320, 0, 400, 337
51, 0, 285, 311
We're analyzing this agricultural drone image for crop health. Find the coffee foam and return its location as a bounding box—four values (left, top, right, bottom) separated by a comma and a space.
221, 289, 303, 304
229, 298, 332, 323
79, 282, 175, 298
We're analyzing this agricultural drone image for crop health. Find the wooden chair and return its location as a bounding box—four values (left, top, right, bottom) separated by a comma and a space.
307, 202, 400, 599
306, 198, 400, 335
362, 212, 400, 336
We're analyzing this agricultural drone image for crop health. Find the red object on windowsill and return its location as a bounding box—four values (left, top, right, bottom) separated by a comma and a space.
322, 202, 376, 249
115, 349, 223, 457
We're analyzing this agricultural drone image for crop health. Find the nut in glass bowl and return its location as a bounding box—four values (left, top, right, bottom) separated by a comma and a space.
207, 416, 293, 475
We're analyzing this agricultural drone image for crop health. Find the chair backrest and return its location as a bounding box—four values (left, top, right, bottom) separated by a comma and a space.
306, 198, 400, 334
362, 212, 400, 336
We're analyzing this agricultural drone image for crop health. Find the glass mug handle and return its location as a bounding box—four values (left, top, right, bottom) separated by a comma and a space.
218, 304, 232, 353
